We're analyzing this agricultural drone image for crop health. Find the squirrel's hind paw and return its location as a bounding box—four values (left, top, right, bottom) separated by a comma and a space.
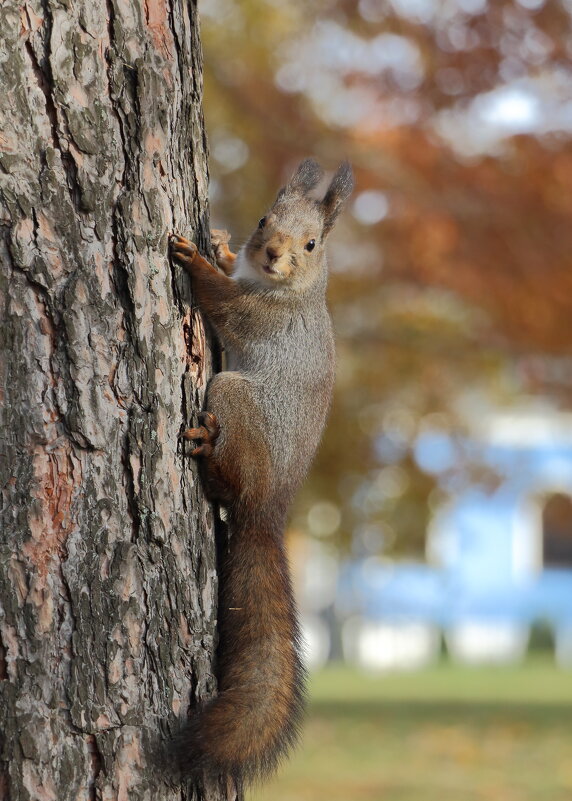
182, 411, 220, 458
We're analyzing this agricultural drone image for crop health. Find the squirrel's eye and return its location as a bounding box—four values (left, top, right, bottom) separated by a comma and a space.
305, 239, 316, 252
258, 216, 266, 229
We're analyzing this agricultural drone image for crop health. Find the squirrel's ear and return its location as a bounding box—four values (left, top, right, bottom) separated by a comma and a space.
276, 158, 324, 201
320, 161, 354, 236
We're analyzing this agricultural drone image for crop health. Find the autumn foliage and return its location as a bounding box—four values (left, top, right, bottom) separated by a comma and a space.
201, 0, 572, 554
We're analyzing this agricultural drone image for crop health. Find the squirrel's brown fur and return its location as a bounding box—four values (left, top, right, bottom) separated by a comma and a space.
170, 159, 353, 787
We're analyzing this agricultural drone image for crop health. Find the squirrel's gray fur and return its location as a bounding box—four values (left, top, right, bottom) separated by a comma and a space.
170, 158, 354, 788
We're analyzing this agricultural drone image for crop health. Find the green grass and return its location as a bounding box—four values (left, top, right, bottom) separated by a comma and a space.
248, 659, 572, 801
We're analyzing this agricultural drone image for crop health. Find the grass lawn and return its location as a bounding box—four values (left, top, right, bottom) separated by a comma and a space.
248, 659, 572, 801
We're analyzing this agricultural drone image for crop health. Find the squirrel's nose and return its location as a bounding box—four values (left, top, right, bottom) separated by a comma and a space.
266, 245, 280, 263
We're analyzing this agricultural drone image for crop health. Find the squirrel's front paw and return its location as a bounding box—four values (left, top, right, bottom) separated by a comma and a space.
210, 229, 236, 276
210, 228, 231, 251
170, 234, 198, 271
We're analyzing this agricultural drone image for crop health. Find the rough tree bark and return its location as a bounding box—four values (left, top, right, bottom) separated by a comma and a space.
0, 1, 225, 799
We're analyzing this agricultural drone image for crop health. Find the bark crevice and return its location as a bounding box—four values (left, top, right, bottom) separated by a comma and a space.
25, 1, 84, 215
23, 39, 59, 155
0, 630, 7, 681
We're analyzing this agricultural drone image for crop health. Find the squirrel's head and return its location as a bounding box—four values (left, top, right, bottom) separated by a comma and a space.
238, 159, 354, 291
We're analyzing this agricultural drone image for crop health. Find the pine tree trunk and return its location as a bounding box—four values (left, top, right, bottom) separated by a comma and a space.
0, 1, 224, 798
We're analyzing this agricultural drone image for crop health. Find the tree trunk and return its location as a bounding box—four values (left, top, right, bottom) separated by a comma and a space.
0, 1, 224, 798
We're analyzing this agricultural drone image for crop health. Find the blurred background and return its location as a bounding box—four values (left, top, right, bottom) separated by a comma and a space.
199, 1, 572, 798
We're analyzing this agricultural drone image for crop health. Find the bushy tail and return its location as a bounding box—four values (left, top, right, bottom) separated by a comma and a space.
174, 510, 306, 785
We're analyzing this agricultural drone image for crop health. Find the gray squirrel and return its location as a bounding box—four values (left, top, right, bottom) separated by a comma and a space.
170, 158, 353, 787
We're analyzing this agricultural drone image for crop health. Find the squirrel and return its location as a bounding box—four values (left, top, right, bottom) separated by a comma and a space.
169, 158, 353, 788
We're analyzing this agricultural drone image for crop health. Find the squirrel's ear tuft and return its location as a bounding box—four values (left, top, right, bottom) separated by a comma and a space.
277, 158, 324, 201
289, 158, 325, 193
320, 161, 354, 235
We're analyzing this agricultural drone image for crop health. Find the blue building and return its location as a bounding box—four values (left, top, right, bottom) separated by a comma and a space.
336, 409, 572, 669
